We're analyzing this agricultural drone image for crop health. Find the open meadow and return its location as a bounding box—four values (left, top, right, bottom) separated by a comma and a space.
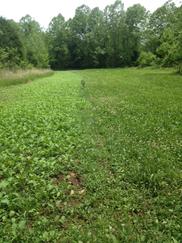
0, 68, 181, 242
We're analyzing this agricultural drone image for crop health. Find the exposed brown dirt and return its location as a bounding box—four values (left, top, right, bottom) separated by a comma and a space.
67, 172, 82, 187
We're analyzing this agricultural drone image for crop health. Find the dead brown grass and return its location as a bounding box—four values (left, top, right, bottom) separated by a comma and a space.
0, 68, 53, 87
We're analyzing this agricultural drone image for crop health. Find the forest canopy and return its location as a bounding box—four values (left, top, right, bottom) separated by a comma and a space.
0, 0, 181, 72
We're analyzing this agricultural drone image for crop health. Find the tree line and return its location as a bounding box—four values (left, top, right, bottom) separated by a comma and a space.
0, 0, 181, 72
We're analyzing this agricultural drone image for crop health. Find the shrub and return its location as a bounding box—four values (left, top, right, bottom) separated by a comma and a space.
137, 51, 157, 67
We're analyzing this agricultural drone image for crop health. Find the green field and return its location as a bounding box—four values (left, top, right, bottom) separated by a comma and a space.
0, 68, 181, 242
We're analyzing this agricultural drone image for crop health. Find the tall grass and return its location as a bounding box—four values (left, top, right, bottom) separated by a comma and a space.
0, 68, 53, 87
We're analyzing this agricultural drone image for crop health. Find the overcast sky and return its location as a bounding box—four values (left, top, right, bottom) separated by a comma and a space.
0, 0, 181, 28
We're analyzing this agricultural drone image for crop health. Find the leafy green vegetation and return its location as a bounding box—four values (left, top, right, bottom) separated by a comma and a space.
0, 16, 49, 69
137, 52, 157, 67
0, 68, 181, 242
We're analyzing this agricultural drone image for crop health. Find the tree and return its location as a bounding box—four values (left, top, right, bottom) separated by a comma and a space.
103, 0, 126, 67
47, 14, 70, 69
1, 0, 178, 71
87, 7, 105, 67
143, 1, 176, 55
126, 4, 148, 64
0, 17, 25, 68
67, 5, 91, 68
19, 15, 49, 68
157, 5, 182, 70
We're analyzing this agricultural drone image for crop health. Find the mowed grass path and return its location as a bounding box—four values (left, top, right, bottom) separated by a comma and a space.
0, 69, 181, 242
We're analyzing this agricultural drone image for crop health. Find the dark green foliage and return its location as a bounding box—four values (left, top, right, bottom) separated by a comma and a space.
142, 1, 182, 71
19, 15, 49, 68
47, 14, 70, 69
0, 16, 49, 69
0, 1, 181, 70
157, 6, 182, 70
46, 1, 148, 69
0, 17, 25, 68
143, 1, 176, 54
67, 5, 93, 69
125, 4, 148, 64
46, 0, 181, 70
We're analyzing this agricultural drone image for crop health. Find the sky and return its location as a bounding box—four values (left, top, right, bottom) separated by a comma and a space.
0, 0, 181, 28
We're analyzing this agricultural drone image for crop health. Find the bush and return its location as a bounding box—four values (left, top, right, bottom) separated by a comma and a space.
137, 51, 157, 67
0, 47, 23, 69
